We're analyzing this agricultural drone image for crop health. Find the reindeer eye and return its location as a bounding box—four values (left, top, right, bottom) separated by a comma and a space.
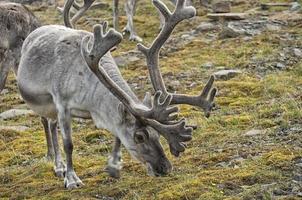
134, 130, 149, 144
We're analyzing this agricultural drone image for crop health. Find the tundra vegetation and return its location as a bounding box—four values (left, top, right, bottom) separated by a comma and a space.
0, 0, 302, 199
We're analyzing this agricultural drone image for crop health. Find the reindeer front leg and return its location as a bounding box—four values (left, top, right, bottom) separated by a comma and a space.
105, 137, 122, 178
57, 107, 83, 189
124, 0, 142, 42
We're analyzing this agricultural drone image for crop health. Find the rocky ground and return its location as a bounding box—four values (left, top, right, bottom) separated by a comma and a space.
0, 0, 301, 199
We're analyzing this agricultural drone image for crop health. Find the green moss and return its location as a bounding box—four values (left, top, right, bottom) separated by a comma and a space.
0, 0, 301, 199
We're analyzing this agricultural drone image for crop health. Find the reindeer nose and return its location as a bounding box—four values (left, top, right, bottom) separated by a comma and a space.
154, 159, 172, 176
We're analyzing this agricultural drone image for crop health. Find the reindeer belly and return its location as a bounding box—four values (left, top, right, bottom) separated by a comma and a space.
18, 86, 57, 119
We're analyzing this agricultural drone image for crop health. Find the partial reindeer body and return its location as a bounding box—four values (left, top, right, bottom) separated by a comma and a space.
18, 25, 134, 126
0, 2, 40, 92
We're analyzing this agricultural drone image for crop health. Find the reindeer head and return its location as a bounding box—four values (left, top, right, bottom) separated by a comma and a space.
77, 0, 216, 175
117, 103, 173, 176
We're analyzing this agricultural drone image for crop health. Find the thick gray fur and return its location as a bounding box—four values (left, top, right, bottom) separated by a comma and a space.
0, 2, 40, 92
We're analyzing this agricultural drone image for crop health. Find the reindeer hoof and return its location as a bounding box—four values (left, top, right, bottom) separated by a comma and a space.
64, 171, 83, 189
105, 166, 120, 179
54, 162, 66, 178
129, 35, 143, 42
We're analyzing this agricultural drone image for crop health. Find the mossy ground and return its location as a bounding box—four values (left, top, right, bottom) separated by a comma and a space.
0, 0, 302, 199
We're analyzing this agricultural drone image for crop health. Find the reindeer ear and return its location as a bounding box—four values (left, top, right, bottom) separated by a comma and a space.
143, 92, 152, 108
118, 103, 132, 123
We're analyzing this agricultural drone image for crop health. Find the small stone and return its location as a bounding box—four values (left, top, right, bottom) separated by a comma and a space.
244, 129, 265, 136
216, 162, 228, 167
293, 48, 302, 58
189, 82, 197, 88
293, 174, 302, 182
114, 56, 127, 67
297, 192, 302, 197
266, 24, 281, 31
0, 89, 9, 95
276, 62, 286, 69
0, 125, 29, 132
218, 26, 241, 39
194, 22, 219, 33
170, 80, 181, 88
207, 13, 247, 21
214, 69, 242, 80
290, 2, 301, 12
261, 3, 292, 10
181, 34, 191, 39
200, 0, 211, 7
212, 0, 231, 13
202, 62, 213, 68
0, 109, 34, 120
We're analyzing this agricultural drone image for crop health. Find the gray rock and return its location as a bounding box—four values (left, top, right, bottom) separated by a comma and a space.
0, 125, 29, 132
290, 2, 301, 12
8, 0, 55, 4
0, 89, 9, 95
202, 62, 214, 68
114, 51, 140, 67
170, 80, 181, 89
214, 69, 242, 80
200, 0, 211, 7
212, 0, 231, 13
276, 62, 286, 69
194, 22, 219, 33
0, 109, 34, 120
293, 48, 302, 58
244, 129, 265, 136
218, 26, 241, 39
266, 24, 281, 31
261, 3, 292, 10
207, 13, 247, 21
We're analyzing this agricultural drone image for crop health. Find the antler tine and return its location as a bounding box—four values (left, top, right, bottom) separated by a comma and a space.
171, 76, 217, 117
145, 118, 193, 157
63, 0, 95, 28
138, 0, 217, 117
81, 23, 179, 123
70, 0, 95, 27
63, 0, 75, 28
137, 0, 196, 96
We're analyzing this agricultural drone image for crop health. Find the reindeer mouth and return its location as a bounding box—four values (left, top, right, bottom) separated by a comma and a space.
146, 163, 157, 177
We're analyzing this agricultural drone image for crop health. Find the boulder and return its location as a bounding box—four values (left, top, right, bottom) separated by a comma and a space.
212, 0, 231, 13
207, 13, 247, 21
0, 109, 34, 120
214, 69, 242, 80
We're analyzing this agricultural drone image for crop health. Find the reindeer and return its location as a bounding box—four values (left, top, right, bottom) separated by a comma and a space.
17, 0, 216, 189
60, 0, 191, 42
0, 2, 59, 161
0, 2, 40, 92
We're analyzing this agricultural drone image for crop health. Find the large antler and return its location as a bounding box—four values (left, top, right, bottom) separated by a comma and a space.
63, 0, 95, 28
81, 23, 192, 157
137, 0, 217, 117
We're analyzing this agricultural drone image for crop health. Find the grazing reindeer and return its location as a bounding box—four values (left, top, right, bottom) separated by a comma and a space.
17, 0, 216, 189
